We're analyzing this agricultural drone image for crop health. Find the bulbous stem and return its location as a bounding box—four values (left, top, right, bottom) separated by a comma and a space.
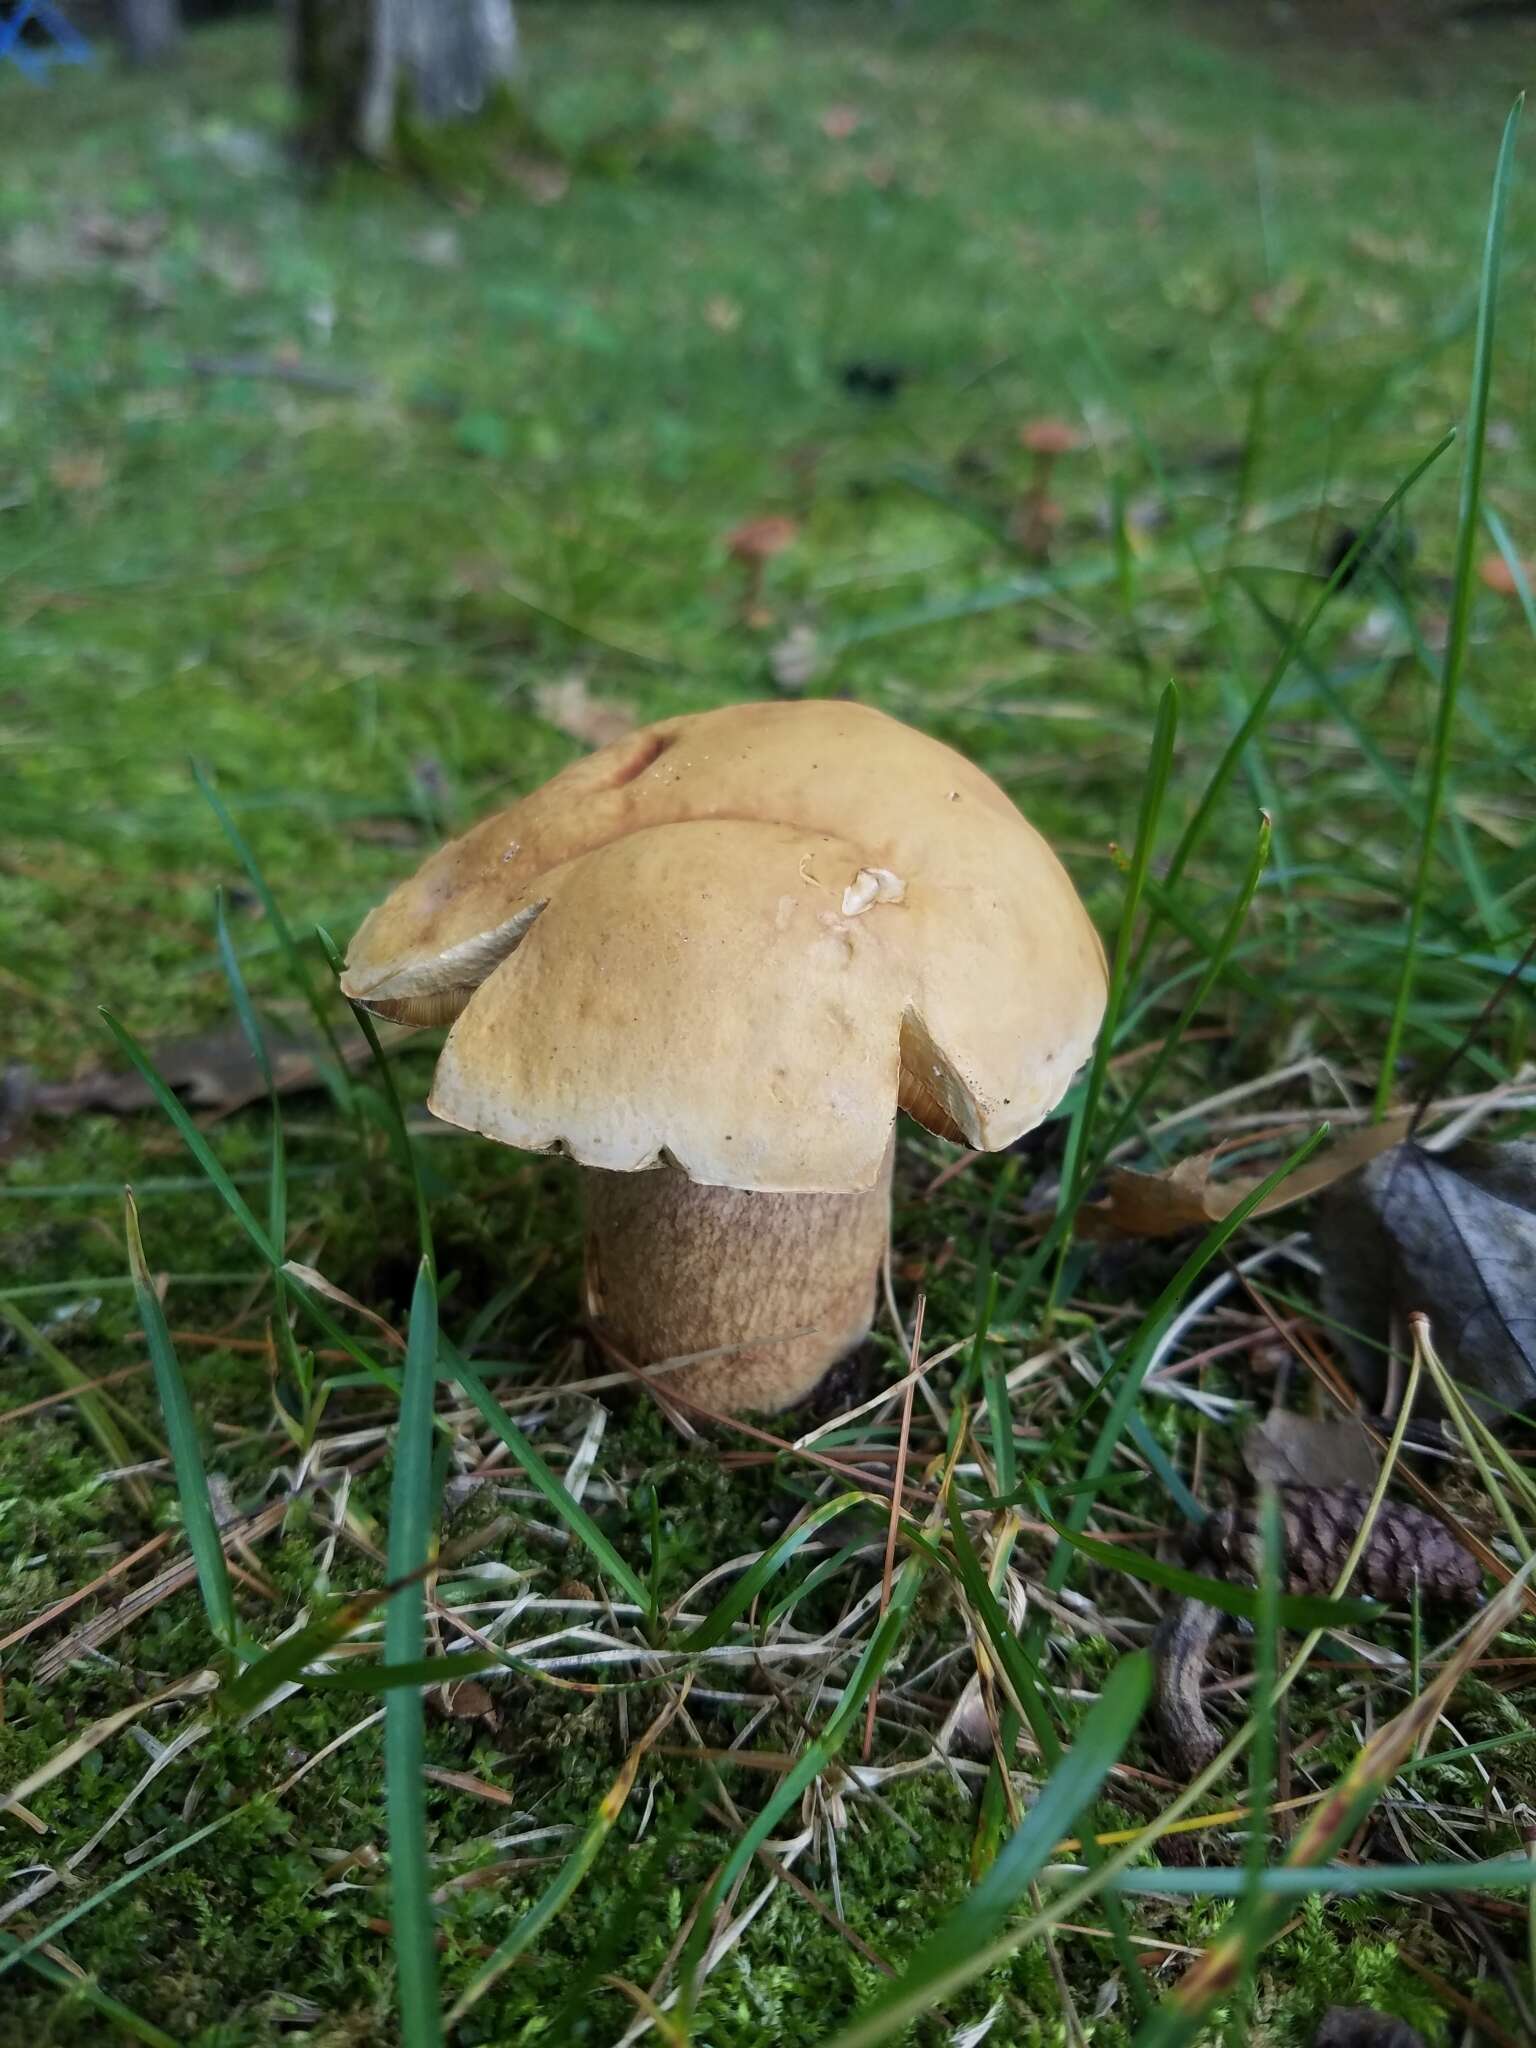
580, 1142, 894, 1414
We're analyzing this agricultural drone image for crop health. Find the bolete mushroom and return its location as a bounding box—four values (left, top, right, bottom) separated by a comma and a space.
341, 701, 1106, 1413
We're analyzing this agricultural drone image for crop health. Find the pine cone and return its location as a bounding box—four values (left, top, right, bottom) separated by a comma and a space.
1196, 1487, 1481, 1606
1314, 2008, 1427, 2048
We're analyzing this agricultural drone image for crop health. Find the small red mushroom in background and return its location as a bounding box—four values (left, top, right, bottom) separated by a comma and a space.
1478, 551, 1533, 599
1013, 417, 1084, 562
725, 515, 799, 628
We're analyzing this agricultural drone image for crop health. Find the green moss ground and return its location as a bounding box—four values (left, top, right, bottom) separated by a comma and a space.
3, 4, 1536, 2043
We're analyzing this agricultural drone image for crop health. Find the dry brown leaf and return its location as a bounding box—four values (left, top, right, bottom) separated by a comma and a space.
534, 676, 636, 749
428, 1678, 496, 1721
23, 1015, 412, 1127
282, 1262, 406, 1350
1077, 1110, 1413, 1242
1243, 1410, 1378, 1491
49, 450, 108, 494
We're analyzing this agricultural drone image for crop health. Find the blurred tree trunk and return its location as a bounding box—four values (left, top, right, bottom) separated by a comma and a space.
291, 0, 519, 163
114, 0, 181, 65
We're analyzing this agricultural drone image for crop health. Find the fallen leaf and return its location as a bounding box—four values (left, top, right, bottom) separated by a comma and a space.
703, 294, 741, 334
428, 1679, 496, 1721
23, 1015, 414, 1127
1243, 1411, 1378, 1492
1314, 2011, 1426, 2048
819, 104, 864, 140
1315, 1138, 1536, 1418
1478, 551, 1533, 598
48, 450, 108, 494
506, 156, 570, 206
534, 676, 636, 749
282, 1262, 406, 1350
1077, 1112, 1413, 1241
76, 209, 167, 257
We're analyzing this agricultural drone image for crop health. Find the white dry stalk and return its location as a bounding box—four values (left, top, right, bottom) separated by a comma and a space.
1142, 1232, 1316, 1390
66, 1713, 214, 1874
557, 1400, 607, 1506
794, 1336, 964, 1450
0, 1669, 218, 1822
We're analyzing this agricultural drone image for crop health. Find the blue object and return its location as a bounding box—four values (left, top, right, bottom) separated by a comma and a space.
0, 0, 92, 80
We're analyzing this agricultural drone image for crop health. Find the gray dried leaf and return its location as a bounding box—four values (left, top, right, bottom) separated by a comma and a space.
1314, 2008, 1426, 2048
1244, 1410, 1378, 1491
24, 1015, 411, 1126
1316, 1138, 1536, 1417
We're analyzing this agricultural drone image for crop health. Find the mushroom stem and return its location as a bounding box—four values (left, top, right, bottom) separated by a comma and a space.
581, 1140, 894, 1414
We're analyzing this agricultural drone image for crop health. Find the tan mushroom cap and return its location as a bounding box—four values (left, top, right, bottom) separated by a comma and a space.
341, 700, 1107, 1195
1019, 419, 1083, 456
725, 515, 799, 563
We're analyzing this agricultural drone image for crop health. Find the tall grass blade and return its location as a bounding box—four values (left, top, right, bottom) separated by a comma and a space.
677, 1491, 869, 1650
446, 1685, 689, 2025
0, 1933, 178, 2048
677, 1559, 929, 2009
0, 1301, 160, 1492
1037, 1123, 1330, 1616
1376, 97, 1523, 1115
317, 923, 433, 1270
124, 1191, 238, 1648
193, 761, 355, 1113
1155, 428, 1455, 924
1087, 809, 1272, 1174
825, 1651, 1152, 2048
1057, 680, 1178, 1223
384, 1260, 443, 2047
447, 1346, 652, 1613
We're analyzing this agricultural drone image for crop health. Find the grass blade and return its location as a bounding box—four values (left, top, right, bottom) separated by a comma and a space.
1086, 810, 1272, 1175
1375, 96, 1524, 1115
384, 1260, 443, 2048
102, 1015, 275, 1262
0, 1933, 178, 2048
220, 1591, 389, 1717
445, 1685, 691, 2025
194, 760, 355, 1114
447, 1348, 652, 1614
0, 1301, 160, 1494
1036, 1123, 1330, 1615
124, 1191, 238, 1649
826, 1650, 1153, 2048
1155, 428, 1456, 924
677, 1491, 869, 1650
678, 1557, 929, 2010
317, 922, 433, 1270
1043, 1522, 1377, 1630
1057, 679, 1179, 1225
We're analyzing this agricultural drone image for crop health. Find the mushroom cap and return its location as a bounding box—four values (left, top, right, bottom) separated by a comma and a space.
342, 700, 1107, 1195
725, 516, 799, 563
1019, 418, 1083, 456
